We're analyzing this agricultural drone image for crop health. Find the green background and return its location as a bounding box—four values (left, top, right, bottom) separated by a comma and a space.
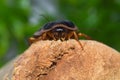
0, 0, 120, 67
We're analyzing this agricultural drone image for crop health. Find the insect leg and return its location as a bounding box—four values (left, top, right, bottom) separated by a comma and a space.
29, 32, 48, 45
47, 32, 57, 41
73, 32, 83, 50
61, 32, 67, 41
78, 33, 91, 39
29, 37, 36, 44
67, 32, 74, 40
41, 32, 47, 40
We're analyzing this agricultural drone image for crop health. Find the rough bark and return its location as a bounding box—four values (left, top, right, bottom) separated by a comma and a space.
1, 40, 120, 80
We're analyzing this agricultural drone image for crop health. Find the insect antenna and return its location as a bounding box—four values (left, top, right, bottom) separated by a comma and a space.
40, 14, 50, 22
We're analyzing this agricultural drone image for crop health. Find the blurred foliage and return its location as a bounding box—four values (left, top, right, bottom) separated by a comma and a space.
0, 0, 31, 67
0, 0, 120, 67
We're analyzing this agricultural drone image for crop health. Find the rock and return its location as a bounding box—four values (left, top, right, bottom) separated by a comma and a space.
12, 40, 120, 80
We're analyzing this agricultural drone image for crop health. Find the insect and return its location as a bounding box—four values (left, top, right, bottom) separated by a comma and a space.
29, 20, 90, 49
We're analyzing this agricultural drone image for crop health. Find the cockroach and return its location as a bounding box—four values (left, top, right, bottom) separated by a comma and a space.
29, 20, 91, 49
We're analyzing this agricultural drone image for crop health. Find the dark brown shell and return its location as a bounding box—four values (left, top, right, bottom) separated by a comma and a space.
33, 20, 78, 38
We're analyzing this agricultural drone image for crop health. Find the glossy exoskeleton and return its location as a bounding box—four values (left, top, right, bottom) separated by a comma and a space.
29, 20, 90, 49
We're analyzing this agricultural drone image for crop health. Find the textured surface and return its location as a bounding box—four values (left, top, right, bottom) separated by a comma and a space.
12, 40, 120, 80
